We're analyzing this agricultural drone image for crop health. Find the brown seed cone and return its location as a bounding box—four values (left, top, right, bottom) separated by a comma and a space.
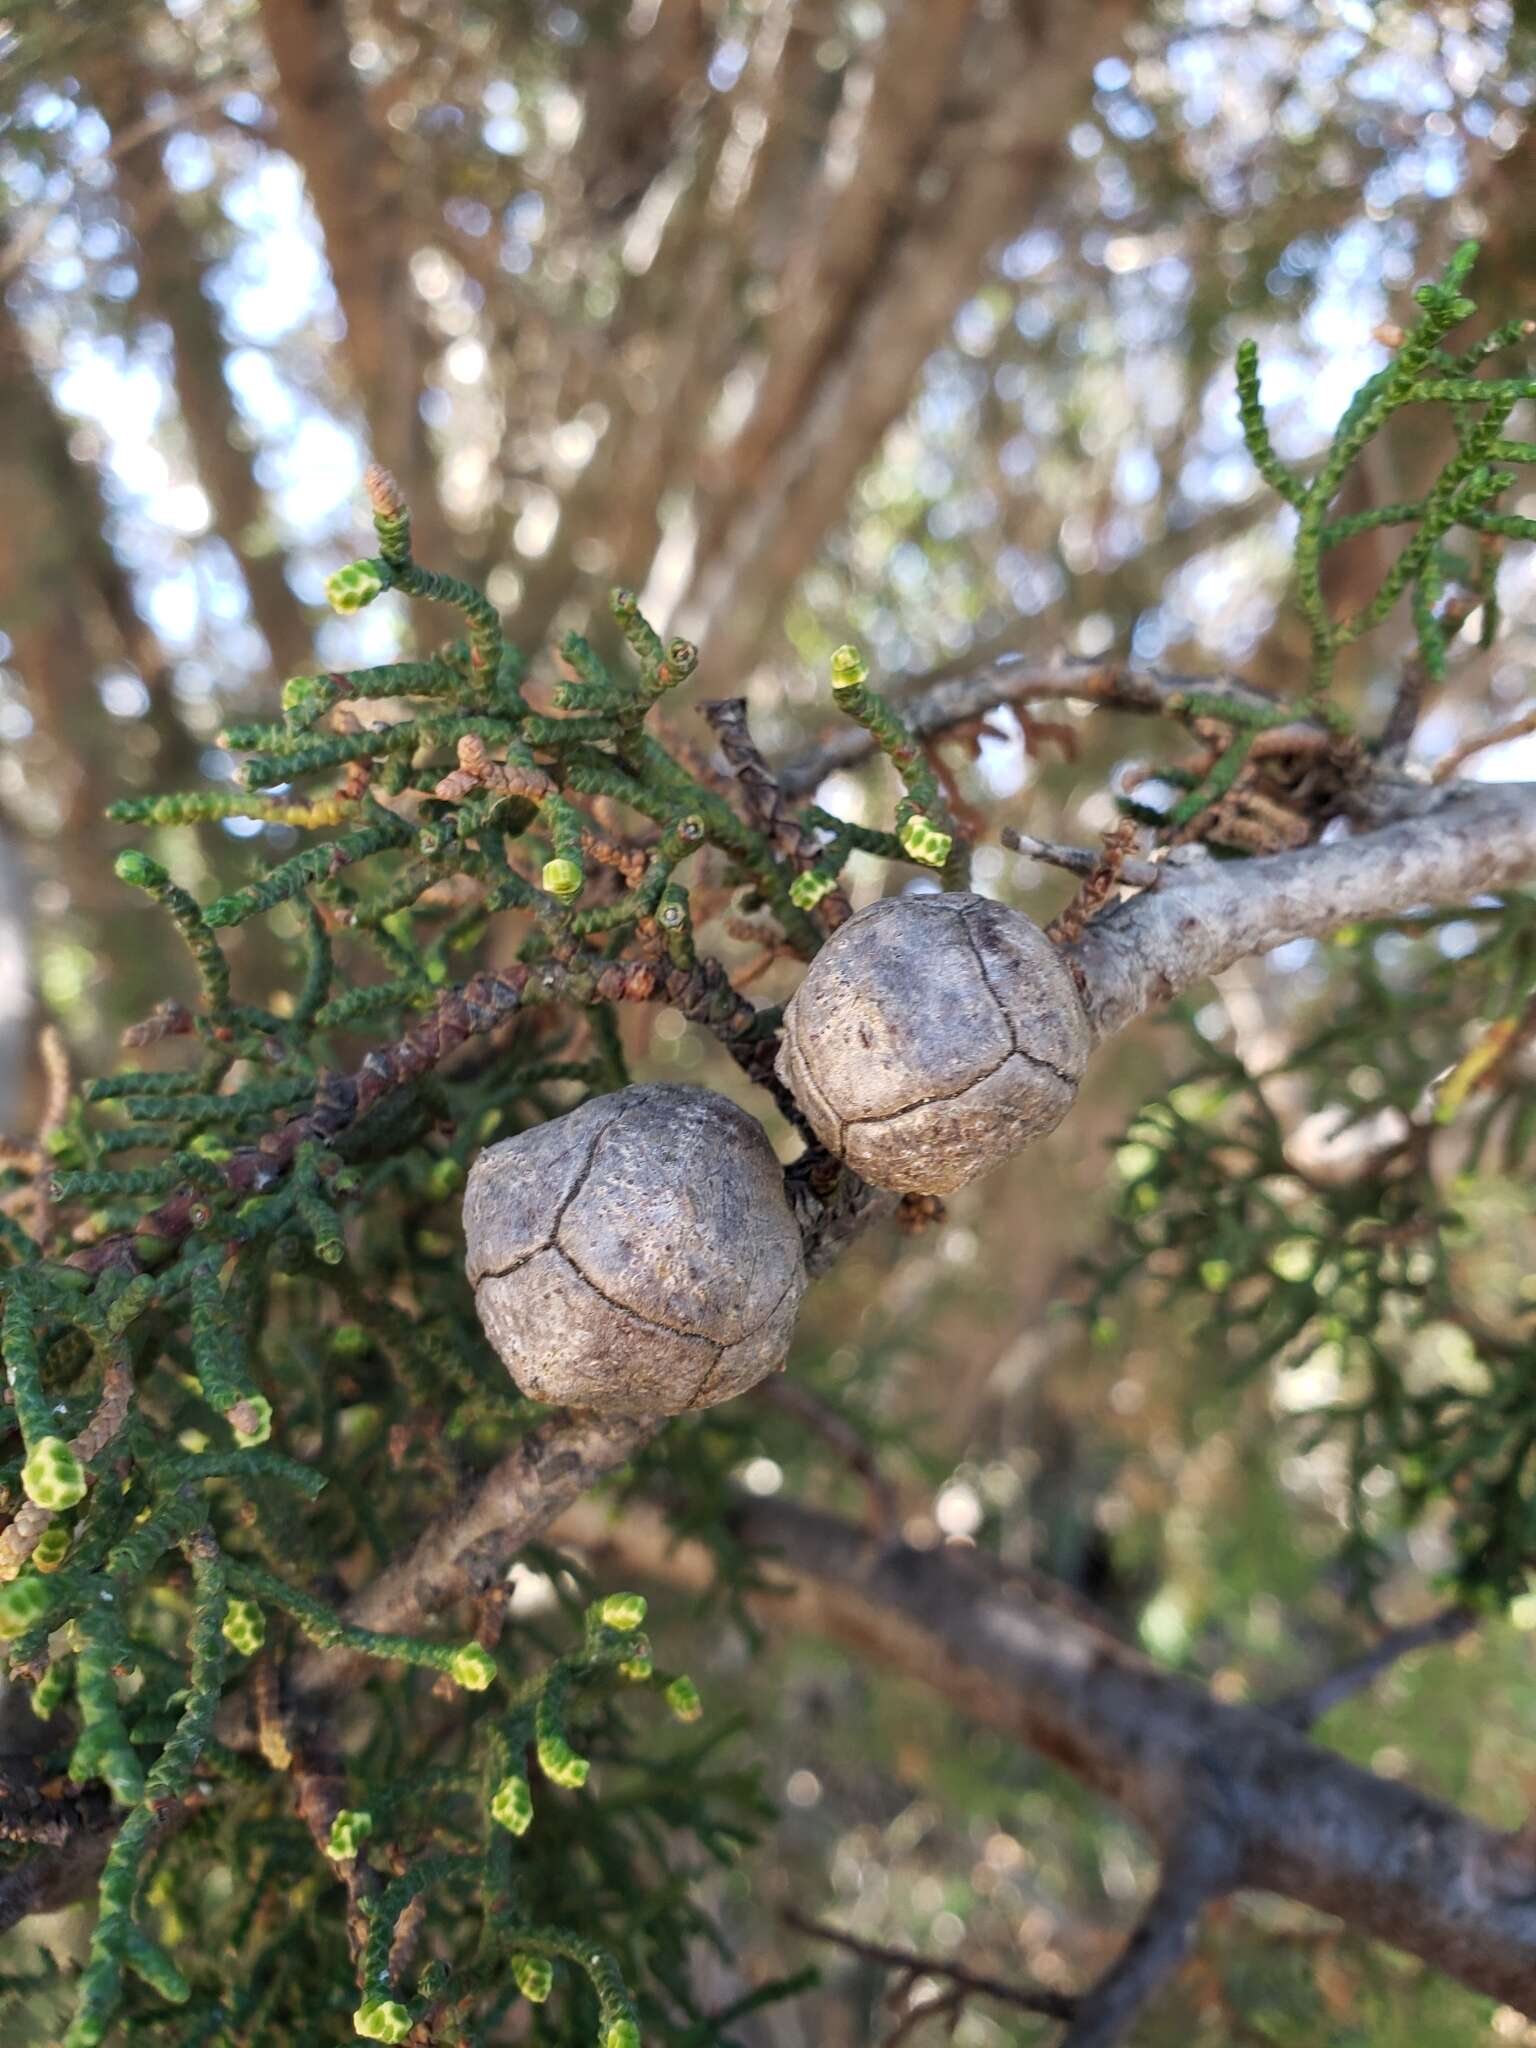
464, 1084, 805, 1413
776, 892, 1091, 1194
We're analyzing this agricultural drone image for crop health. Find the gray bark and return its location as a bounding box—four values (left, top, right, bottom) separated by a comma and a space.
552, 1493, 1536, 2015
1069, 779, 1536, 1039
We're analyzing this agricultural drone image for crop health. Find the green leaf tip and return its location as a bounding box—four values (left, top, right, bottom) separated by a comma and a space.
898, 814, 953, 869
542, 856, 584, 901
536, 1731, 591, 1788
326, 560, 387, 614
328, 1809, 375, 1861
230, 1394, 273, 1448
829, 643, 868, 689
449, 1642, 498, 1691
221, 1598, 266, 1656
599, 1591, 647, 1631
513, 1954, 554, 2002
664, 1675, 702, 1723
789, 869, 837, 911
353, 1996, 412, 2042
113, 849, 169, 892
22, 1436, 87, 1510
0, 1573, 54, 1640
32, 1523, 72, 1572
490, 1773, 534, 1835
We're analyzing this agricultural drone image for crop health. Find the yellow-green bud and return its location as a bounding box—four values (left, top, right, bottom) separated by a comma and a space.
606, 2021, 641, 2048
449, 1642, 497, 1692
789, 869, 837, 911
664, 1676, 702, 1723
536, 1733, 590, 1789
512, 1955, 554, 2003
329, 1322, 371, 1359
113, 848, 168, 892
221, 1598, 266, 1657
898, 813, 953, 869
32, 1524, 72, 1573
326, 560, 385, 614
542, 856, 583, 901
618, 1649, 654, 1683
327, 1809, 374, 1861
353, 1996, 412, 2043
22, 1437, 86, 1511
30, 1658, 71, 1718
425, 1156, 464, 1200
490, 1774, 534, 1835
0, 1574, 54, 1640
281, 674, 329, 726
599, 1592, 647, 1632
829, 643, 868, 690
230, 1395, 272, 1448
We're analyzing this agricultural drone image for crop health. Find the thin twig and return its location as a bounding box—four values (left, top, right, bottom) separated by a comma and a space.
30, 1024, 70, 1244
884, 1987, 961, 2044
285, 1408, 663, 1705
752, 1376, 898, 1535
778, 651, 1305, 800
0, 80, 258, 284
0, 1779, 116, 1936
783, 1908, 1078, 2024
1002, 827, 1161, 890
1268, 1607, 1479, 1731
62, 951, 767, 1279
1379, 587, 1484, 763
1046, 822, 1147, 946
1059, 1812, 1240, 2048
1432, 705, 1536, 782
703, 696, 850, 928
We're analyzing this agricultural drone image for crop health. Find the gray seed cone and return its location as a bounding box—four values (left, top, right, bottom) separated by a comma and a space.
776, 891, 1092, 1194
464, 1082, 806, 1413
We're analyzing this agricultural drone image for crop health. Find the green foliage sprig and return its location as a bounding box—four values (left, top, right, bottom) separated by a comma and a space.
0, 467, 949, 2044
9, 239, 1534, 2042
1142, 244, 1535, 837
1240, 242, 1534, 705
1090, 899, 1536, 1604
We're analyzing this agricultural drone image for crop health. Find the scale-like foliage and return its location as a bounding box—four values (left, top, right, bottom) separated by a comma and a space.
1091, 894, 1536, 1603
0, 453, 959, 2042
1240, 239, 1536, 703
2, 242, 1535, 2042
1088, 242, 1536, 1606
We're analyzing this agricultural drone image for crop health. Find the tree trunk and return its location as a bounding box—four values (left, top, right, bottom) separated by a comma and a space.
709, 0, 977, 507
94, 53, 314, 682
0, 279, 193, 871
257, 0, 452, 574
683, 1, 1135, 682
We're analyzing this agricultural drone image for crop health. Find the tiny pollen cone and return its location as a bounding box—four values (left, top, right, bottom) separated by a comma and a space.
362, 464, 407, 520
